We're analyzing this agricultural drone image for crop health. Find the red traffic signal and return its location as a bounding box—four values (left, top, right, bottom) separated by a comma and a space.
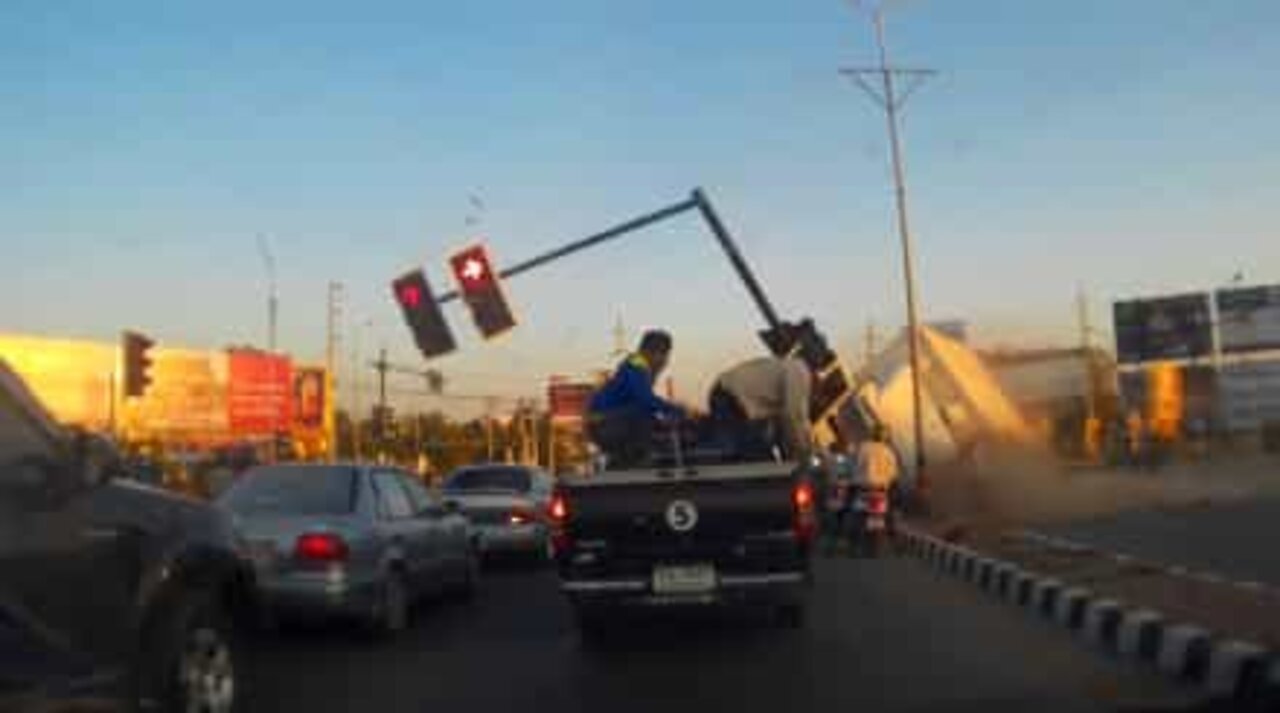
392, 269, 457, 359
449, 243, 517, 339
122, 330, 155, 398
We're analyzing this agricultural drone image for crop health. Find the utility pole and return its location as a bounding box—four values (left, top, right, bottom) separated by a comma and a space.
841, 5, 936, 495
1076, 285, 1096, 421
256, 235, 279, 352
375, 348, 389, 415
863, 321, 879, 368
611, 313, 628, 359
484, 397, 496, 461
326, 281, 343, 462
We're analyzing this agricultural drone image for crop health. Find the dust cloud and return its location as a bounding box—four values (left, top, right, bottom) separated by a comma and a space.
923, 446, 1279, 543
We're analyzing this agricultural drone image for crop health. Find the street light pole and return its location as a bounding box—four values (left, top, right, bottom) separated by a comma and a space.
256, 235, 279, 352
841, 6, 935, 495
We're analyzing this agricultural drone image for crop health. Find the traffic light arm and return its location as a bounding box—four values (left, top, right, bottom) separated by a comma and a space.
435, 194, 700, 305
432, 189, 784, 335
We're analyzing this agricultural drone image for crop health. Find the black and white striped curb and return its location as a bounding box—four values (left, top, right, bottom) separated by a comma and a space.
895, 525, 1280, 705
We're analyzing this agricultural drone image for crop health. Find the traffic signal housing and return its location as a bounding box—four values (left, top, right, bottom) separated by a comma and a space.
449, 243, 517, 340
392, 269, 457, 359
122, 331, 155, 398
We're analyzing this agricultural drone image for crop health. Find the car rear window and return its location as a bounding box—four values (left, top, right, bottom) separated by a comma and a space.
220, 465, 357, 515
443, 467, 531, 493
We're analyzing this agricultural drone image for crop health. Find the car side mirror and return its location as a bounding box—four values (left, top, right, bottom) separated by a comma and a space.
442, 499, 461, 514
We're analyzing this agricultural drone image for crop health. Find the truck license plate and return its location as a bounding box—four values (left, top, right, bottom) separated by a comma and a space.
652, 564, 716, 594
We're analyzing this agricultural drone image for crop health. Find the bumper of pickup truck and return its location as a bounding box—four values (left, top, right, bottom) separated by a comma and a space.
560, 570, 810, 608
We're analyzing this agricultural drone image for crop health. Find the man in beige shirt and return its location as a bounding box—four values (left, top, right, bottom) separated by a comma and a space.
854, 426, 900, 489
707, 356, 813, 461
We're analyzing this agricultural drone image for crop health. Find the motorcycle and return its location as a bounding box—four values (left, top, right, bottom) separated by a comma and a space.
847, 484, 890, 557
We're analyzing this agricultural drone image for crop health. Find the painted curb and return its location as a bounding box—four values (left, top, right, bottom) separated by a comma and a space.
895, 524, 1280, 705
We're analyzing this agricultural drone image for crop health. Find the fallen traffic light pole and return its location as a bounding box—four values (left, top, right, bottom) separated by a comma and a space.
433, 187, 785, 337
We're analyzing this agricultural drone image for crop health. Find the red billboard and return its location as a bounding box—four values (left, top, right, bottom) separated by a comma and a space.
548, 378, 595, 423
227, 350, 293, 437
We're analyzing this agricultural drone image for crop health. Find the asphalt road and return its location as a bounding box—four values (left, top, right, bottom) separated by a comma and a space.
241, 555, 1195, 713
1047, 496, 1280, 587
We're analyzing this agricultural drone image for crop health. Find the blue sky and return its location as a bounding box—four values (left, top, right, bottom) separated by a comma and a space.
3, 0, 1278, 412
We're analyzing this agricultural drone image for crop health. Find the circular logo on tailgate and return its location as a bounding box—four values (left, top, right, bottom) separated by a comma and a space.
665, 499, 698, 533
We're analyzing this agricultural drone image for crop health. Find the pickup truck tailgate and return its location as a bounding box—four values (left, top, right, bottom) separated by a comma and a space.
558, 462, 807, 579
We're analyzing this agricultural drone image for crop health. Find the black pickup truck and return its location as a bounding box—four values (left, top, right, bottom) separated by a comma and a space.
550, 451, 816, 635
0, 361, 255, 712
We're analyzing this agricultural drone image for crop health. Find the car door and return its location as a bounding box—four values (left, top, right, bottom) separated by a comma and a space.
0, 446, 139, 695
399, 475, 460, 578
370, 470, 433, 593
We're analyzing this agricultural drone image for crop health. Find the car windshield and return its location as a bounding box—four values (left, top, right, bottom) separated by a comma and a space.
221, 465, 356, 516
444, 467, 531, 494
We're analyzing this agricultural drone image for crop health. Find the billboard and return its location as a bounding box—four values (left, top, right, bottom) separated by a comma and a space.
128, 349, 228, 440
227, 350, 293, 437
1113, 293, 1213, 364
1217, 285, 1280, 354
293, 367, 327, 430
547, 378, 595, 423
1219, 360, 1280, 433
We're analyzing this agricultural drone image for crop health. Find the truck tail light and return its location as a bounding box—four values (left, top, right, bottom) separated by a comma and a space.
792, 481, 816, 544
549, 491, 571, 555
864, 488, 888, 516
295, 532, 348, 563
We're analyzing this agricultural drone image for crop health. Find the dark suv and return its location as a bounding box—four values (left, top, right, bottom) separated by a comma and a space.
1, 361, 254, 712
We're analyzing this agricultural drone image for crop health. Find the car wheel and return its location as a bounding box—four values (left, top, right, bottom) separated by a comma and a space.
138, 587, 245, 713
541, 532, 556, 566
458, 545, 481, 600
374, 571, 410, 635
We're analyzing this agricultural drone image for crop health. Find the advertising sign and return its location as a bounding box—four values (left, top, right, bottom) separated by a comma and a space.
131, 349, 227, 439
293, 367, 327, 430
548, 378, 595, 423
1219, 360, 1280, 433
1113, 293, 1213, 364
227, 350, 292, 437
1217, 285, 1280, 354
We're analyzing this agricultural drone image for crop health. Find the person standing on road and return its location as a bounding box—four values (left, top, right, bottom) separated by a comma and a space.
587, 330, 684, 468
706, 355, 813, 462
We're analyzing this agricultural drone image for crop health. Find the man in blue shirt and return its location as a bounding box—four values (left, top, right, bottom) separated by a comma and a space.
587, 330, 683, 467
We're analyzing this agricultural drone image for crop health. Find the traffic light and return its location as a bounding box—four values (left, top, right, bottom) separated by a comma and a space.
810, 367, 851, 422
391, 269, 457, 359
759, 318, 836, 373
449, 243, 517, 339
793, 319, 837, 373
121, 330, 155, 398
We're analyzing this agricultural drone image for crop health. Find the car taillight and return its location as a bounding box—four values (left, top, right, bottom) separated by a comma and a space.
792, 481, 816, 544
295, 532, 348, 563
509, 507, 536, 525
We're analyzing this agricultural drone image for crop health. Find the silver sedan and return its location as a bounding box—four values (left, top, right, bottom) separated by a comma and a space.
442, 465, 556, 561
219, 463, 479, 634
